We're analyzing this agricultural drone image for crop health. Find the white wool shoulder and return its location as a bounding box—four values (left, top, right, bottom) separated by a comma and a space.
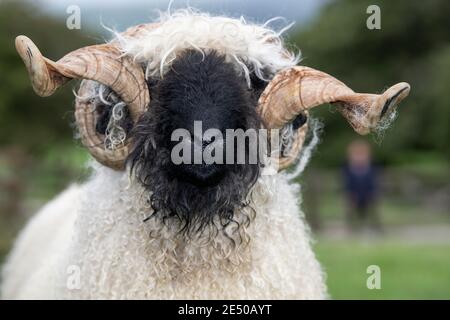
1, 164, 327, 299
116, 9, 300, 86
1, 184, 80, 299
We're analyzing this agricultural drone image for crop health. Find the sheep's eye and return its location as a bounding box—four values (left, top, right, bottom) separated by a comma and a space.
292, 113, 308, 130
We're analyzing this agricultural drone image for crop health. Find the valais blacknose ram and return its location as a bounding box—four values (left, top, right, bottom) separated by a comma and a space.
1, 9, 410, 299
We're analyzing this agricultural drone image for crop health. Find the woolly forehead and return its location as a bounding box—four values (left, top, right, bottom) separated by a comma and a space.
115, 10, 300, 86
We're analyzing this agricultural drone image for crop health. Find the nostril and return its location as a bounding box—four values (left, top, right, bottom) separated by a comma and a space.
202, 139, 212, 149
201, 136, 222, 150
191, 134, 213, 147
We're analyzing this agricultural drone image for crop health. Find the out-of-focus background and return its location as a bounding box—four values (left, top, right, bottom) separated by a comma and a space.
0, 0, 449, 299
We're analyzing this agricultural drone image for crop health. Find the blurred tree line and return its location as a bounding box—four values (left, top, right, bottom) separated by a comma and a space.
0, 0, 95, 156
291, 0, 450, 168
0, 0, 95, 219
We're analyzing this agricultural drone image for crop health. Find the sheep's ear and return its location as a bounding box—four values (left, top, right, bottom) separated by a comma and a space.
258, 66, 410, 170
75, 81, 136, 170
276, 112, 309, 170
16, 35, 150, 170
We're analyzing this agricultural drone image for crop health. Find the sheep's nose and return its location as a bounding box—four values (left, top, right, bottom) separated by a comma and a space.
201, 139, 212, 150
202, 138, 217, 150
193, 135, 222, 152
174, 136, 227, 186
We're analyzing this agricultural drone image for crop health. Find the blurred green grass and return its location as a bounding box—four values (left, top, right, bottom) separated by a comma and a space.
316, 193, 450, 226
315, 240, 450, 299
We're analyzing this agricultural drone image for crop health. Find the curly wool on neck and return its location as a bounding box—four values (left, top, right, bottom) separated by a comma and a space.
112, 8, 300, 87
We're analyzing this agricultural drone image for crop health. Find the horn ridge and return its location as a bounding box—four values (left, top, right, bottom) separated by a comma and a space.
15, 35, 150, 170
258, 65, 410, 169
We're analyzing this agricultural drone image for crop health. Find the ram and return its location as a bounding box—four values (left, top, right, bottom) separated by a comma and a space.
1, 10, 409, 299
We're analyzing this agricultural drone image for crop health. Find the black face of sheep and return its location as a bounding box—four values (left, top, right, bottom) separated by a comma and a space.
128, 50, 263, 233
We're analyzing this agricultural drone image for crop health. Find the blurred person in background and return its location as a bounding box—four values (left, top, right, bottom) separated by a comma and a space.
343, 140, 382, 233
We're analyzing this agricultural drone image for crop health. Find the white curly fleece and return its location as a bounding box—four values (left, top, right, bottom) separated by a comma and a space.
1, 164, 326, 299
116, 9, 300, 86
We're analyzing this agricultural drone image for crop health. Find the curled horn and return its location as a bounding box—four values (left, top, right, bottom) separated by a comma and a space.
15, 35, 150, 170
258, 66, 410, 169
